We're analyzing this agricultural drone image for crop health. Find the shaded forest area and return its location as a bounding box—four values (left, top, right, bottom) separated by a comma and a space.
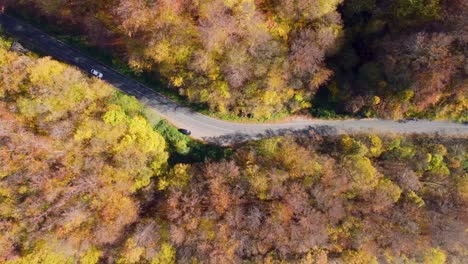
3, 0, 467, 120
1, 40, 467, 263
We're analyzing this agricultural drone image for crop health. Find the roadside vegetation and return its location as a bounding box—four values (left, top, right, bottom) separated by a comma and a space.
0, 37, 168, 261
4, 0, 466, 121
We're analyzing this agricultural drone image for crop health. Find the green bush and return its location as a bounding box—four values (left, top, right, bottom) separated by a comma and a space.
394, 0, 441, 25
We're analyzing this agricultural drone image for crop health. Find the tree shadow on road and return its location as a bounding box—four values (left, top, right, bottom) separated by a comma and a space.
203, 125, 339, 146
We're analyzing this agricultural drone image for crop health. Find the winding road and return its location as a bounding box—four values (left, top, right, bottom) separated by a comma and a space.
1, 14, 467, 145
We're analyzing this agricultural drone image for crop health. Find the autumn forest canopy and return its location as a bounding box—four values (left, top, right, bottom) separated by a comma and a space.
4, 0, 467, 120
0, 38, 467, 263
0, 0, 467, 263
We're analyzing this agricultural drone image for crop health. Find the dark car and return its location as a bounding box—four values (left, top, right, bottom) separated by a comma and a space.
178, 128, 191, 136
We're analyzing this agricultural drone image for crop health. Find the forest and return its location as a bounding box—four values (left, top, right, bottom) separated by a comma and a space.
3, 0, 467, 120
1, 39, 467, 263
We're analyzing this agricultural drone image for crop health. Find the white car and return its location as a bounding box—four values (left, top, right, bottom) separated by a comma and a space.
90, 69, 103, 79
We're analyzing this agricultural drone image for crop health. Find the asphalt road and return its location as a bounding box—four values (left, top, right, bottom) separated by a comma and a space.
1, 14, 467, 145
